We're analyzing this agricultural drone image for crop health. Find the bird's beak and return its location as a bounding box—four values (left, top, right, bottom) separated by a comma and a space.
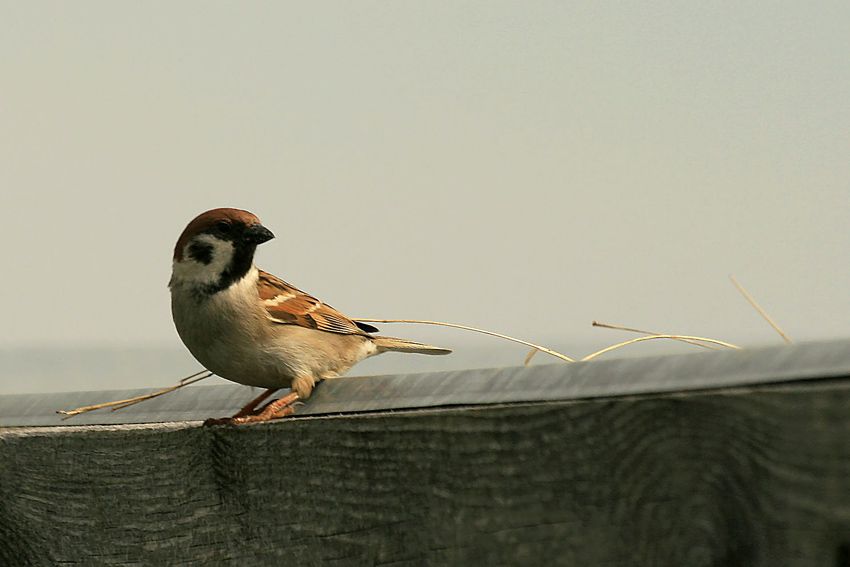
244, 223, 275, 245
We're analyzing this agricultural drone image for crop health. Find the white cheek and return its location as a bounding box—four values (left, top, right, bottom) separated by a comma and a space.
172, 234, 236, 286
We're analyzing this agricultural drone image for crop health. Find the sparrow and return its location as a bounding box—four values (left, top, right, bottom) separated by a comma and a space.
169, 208, 451, 425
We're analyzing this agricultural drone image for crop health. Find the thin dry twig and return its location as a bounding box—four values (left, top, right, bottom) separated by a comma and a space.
108, 372, 212, 411
729, 275, 793, 344
57, 370, 213, 420
356, 318, 575, 363
581, 335, 741, 362
526, 319, 723, 365
592, 321, 719, 349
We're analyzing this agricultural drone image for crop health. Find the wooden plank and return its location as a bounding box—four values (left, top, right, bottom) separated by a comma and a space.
2, 381, 850, 565
2, 339, 850, 426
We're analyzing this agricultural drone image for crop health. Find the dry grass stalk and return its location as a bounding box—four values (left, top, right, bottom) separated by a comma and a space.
592, 321, 719, 349
57, 370, 213, 420
525, 319, 724, 365
729, 275, 793, 343
581, 335, 741, 362
356, 318, 575, 363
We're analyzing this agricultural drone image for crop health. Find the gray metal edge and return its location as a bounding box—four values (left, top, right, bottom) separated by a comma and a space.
2, 338, 850, 427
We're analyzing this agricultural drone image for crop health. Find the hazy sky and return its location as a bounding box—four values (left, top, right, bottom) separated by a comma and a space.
2, 3, 849, 389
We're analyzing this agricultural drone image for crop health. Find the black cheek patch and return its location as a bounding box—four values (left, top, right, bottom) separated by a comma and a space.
188, 242, 214, 265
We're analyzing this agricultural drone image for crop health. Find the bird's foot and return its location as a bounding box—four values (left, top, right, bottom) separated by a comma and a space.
203, 390, 300, 427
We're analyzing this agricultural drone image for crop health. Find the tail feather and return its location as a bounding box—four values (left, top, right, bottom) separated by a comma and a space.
372, 336, 452, 356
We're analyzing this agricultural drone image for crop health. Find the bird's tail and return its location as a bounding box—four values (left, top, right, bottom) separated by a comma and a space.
372, 336, 452, 356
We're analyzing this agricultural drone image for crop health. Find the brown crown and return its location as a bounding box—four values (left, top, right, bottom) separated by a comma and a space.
173, 208, 262, 261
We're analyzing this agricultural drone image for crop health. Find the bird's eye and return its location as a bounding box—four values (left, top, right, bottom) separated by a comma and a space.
216, 221, 232, 234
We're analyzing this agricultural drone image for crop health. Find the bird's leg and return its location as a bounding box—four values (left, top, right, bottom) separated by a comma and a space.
202, 388, 279, 426
233, 388, 279, 417
229, 391, 300, 425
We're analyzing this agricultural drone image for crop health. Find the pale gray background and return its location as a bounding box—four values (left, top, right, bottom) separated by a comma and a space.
2, 2, 848, 394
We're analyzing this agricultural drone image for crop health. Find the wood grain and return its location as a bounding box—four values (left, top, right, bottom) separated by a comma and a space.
3, 382, 850, 565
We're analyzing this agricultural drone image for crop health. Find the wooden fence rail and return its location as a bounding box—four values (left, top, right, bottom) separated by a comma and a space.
2, 340, 850, 565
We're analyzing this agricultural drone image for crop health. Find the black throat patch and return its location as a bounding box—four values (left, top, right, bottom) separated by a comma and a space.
216, 243, 257, 291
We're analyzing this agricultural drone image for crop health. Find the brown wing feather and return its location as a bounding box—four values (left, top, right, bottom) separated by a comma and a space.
257, 270, 369, 336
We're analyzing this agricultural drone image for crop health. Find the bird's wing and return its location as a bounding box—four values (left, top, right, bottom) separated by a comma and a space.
257, 270, 378, 335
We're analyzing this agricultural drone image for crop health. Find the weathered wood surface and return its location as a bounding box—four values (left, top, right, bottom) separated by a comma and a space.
2, 381, 850, 565
2, 340, 850, 565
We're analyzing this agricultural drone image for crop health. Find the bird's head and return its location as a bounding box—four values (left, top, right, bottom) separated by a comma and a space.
169, 208, 275, 294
